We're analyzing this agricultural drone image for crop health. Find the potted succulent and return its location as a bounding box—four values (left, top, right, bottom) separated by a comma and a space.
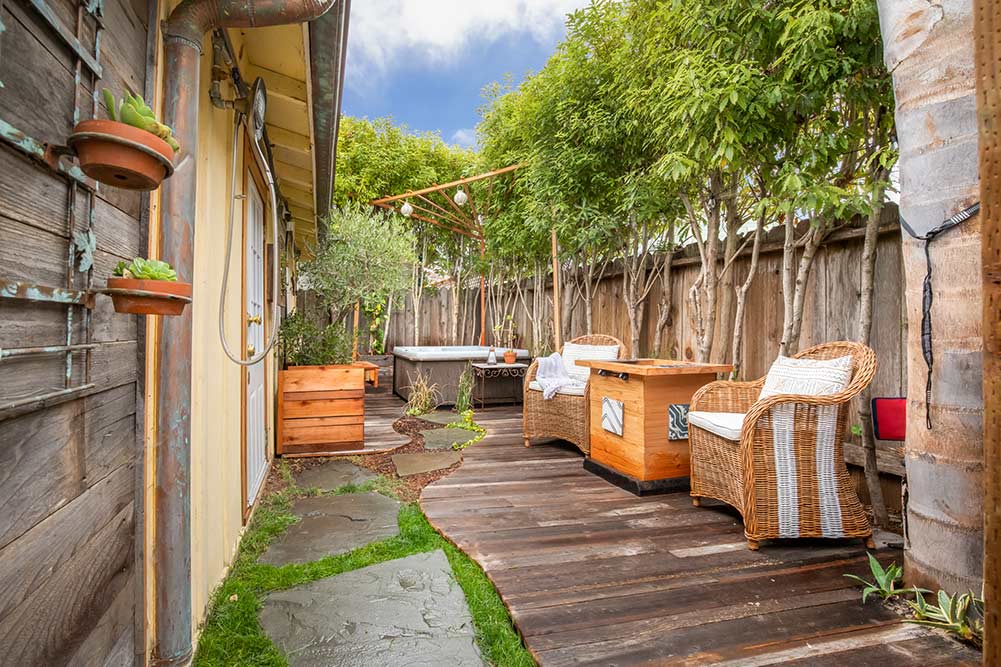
277, 313, 366, 457
67, 90, 179, 191
496, 315, 519, 364
105, 258, 191, 316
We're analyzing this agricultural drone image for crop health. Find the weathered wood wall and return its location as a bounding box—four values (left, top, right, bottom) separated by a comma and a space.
385, 218, 907, 493
0, 0, 151, 663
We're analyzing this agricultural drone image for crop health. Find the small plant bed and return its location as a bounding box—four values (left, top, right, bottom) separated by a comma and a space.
193, 461, 533, 667
105, 258, 191, 316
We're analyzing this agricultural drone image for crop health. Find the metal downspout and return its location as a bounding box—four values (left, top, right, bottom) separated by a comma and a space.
154, 0, 338, 664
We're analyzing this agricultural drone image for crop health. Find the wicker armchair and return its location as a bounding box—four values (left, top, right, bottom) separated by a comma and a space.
523, 334, 627, 454
689, 341, 877, 550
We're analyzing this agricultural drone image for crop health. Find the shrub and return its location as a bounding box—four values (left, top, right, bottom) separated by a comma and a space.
279, 312, 353, 367
454, 364, 474, 413
405, 370, 441, 416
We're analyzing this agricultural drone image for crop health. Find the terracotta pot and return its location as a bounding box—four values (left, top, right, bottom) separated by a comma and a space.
68, 119, 174, 191
106, 277, 192, 316
503, 350, 517, 364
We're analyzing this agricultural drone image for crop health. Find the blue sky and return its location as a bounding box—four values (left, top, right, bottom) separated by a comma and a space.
341, 1, 588, 148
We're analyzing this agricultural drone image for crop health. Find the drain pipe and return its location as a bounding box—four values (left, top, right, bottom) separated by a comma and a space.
155, 0, 338, 664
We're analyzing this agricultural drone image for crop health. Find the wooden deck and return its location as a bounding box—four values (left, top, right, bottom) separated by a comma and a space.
421, 405, 980, 666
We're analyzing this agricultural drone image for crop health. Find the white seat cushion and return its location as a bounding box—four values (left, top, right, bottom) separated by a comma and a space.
527, 380, 586, 397
688, 411, 746, 441
560, 342, 620, 384
759, 355, 853, 399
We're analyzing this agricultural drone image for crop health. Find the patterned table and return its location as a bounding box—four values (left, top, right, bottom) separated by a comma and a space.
470, 362, 529, 408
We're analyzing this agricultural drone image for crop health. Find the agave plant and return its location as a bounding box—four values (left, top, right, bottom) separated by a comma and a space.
843, 552, 929, 603
908, 590, 984, 648
113, 258, 177, 281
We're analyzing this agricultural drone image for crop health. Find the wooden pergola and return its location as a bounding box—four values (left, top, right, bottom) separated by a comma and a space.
370, 164, 528, 346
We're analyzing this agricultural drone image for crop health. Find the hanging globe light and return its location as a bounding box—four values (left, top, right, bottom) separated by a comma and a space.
400, 201, 414, 217
453, 187, 468, 207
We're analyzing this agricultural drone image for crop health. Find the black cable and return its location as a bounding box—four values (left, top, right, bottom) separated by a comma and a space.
899, 202, 980, 429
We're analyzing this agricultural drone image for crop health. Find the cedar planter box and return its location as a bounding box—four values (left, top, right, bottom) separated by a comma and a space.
277, 364, 366, 457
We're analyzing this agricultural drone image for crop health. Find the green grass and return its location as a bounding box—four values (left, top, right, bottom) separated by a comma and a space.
193, 468, 534, 667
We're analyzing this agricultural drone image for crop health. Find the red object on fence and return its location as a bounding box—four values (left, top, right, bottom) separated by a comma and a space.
871, 398, 906, 441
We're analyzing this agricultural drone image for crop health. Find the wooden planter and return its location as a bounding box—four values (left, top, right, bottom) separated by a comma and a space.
105, 277, 192, 316
277, 364, 366, 457
68, 119, 175, 190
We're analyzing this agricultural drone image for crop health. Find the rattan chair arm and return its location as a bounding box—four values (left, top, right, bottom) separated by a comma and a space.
742, 384, 866, 427
691, 378, 764, 413
523, 359, 541, 391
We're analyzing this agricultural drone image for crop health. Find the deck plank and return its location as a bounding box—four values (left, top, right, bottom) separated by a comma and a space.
420, 405, 980, 666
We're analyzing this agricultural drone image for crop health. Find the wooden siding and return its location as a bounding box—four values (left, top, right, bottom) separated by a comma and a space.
0, 0, 150, 663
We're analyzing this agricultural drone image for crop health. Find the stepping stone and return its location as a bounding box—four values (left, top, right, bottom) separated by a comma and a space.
392, 451, 461, 477
260, 550, 483, 667
422, 427, 479, 450
260, 493, 400, 566
416, 411, 463, 426
294, 460, 376, 490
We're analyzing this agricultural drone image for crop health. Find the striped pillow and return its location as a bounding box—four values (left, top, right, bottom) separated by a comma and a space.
758, 355, 853, 400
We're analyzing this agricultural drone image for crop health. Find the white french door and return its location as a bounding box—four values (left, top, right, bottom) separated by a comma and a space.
245, 177, 268, 507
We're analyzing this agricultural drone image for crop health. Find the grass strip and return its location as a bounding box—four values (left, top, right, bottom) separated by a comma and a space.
194, 468, 533, 667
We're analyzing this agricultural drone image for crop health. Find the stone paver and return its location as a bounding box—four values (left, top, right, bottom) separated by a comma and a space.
260, 493, 400, 566
421, 427, 479, 450
260, 550, 484, 667
294, 460, 376, 490
416, 411, 462, 426
392, 451, 461, 477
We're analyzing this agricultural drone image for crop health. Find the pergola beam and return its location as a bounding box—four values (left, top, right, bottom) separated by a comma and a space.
370, 163, 524, 346
369, 163, 524, 205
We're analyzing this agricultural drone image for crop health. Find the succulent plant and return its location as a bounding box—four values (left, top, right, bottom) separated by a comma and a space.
103, 89, 180, 152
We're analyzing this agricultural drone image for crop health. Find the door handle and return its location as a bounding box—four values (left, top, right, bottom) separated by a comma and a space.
247, 314, 262, 325
247, 343, 256, 357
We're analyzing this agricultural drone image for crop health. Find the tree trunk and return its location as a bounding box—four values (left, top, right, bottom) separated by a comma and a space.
878, 0, 983, 594
655, 252, 675, 357
858, 173, 890, 528
731, 214, 765, 379
716, 196, 742, 363
780, 224, 825, 356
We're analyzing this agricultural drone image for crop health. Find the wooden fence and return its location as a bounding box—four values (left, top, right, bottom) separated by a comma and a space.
380, 212, 907, 492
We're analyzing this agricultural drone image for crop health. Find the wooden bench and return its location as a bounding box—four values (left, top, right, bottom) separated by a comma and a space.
354, 360, 379, 388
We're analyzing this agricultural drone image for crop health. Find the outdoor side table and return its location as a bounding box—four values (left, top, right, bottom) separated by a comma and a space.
576, 359, 732, 495
470, 362, 529, 408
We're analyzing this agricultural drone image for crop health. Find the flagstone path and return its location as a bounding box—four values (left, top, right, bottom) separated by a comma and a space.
258, 460, 484, 666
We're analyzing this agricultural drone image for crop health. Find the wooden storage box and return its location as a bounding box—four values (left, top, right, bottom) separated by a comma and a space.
278, 365, 366, 457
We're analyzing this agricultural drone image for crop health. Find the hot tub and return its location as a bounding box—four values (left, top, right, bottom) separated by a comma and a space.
392, 346, 531, 405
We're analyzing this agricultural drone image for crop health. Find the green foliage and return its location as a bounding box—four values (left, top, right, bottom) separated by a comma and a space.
278, 312, 352, 367
302, 203, 415, 318
446, 410, 486, 450
454, 365, 474, 414
404, 370, 442, 416
334, 116, 479, 206
362, 298, 387, 354
908, 590, 984, 648
193, 470, 534, 666
102, 89, 180, 152
113, 257, 177, 281
850, 424, 863, 437
843, 552, 928, 603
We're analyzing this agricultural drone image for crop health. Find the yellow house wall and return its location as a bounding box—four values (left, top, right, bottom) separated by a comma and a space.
146, 5, 282, 654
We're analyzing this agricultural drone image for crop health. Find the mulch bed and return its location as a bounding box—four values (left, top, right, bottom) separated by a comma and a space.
264, 414, 463, 503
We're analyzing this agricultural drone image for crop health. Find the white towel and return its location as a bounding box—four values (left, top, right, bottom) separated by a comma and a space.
536, 352, 580, 400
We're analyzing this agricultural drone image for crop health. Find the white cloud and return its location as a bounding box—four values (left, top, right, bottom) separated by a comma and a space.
346, 0, 588, 93
450, 128, 477, 147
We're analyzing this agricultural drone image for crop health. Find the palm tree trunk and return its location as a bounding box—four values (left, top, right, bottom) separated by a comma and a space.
878, 0, 983, 594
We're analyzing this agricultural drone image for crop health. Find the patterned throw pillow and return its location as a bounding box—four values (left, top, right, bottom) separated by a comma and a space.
758, 355, 853, 399
560, 342, 620, 384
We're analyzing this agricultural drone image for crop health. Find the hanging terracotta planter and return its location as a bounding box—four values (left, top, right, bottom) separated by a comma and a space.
68, 119, 175, 191
105, 277, 192, 316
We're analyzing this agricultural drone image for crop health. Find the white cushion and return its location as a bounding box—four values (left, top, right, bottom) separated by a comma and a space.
560, 342, 620, 384
689, 411, 745, 441
527, 380, 586, 397
758, 355, 853, 399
